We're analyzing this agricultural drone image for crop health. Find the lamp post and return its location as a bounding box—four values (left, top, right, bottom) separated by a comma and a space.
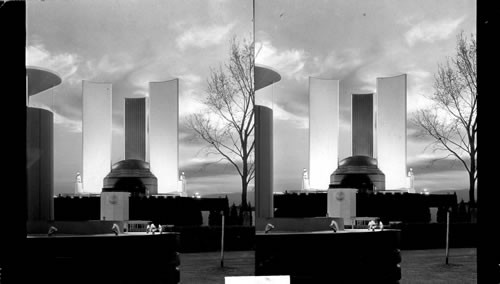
445, 208, 450, 264
220, 210, 225, 267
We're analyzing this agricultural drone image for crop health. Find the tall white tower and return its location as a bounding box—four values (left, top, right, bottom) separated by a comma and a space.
149, 79, 179, 194
309, 77, 340, 190
82, 81, 112, 194
376, 74, 407, 190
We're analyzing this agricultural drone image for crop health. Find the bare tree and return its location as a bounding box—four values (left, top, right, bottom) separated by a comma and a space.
188, 38, 254, 208
413, 32, 477, 205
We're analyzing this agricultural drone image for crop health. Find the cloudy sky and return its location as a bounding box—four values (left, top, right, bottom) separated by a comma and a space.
27, 0, 252, 197
255, 0, 476, 199
27, 0, 476, 203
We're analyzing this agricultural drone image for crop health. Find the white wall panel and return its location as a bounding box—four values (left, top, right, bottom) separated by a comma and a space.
376, 74, 407, 189
309, 78, 339, 190
149, 79, 179, 194
82, 81, 112, 194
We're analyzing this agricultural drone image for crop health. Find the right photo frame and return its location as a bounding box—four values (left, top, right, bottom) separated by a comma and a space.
253, 0, 477, 283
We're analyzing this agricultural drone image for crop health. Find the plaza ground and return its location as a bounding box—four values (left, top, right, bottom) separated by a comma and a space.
180, 248, 476, 283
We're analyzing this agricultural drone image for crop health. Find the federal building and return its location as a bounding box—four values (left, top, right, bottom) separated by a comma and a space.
309, 74, 409, 191
254, 68, 408, 283
82, 79, 180, 195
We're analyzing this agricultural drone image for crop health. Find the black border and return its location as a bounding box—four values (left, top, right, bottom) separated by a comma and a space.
477, 0, 499, 283
0, 1, 28, 283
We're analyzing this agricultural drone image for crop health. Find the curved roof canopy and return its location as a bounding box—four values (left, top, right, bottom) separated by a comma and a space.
333, 155, 384, 175
112, 159, 151, 170
255, 65, 281, 91
27, 66, 62, 97
339, 155, 378, 167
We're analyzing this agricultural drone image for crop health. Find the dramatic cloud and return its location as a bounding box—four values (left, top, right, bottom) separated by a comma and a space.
26, 44, 81, 81
405, 17, 465, 46
256, 40, 307, 80
308, 48, 364, 78
53, 112, 82, 133
176, 23, 235, 50
94, 54, 135, 76
179, 89, 206, 117
179, 73, 203, 86
414, 170, 468, 192
273, 104, 308, 129
127, 63, 177, 90
406, 69, 434, 112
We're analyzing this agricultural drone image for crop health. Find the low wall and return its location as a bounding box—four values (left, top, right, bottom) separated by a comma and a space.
27, 220, 129, 235
53, 195, 229, 226
256, 229, 401, 283
24, 232, 180, 283
255, 217, 344, 232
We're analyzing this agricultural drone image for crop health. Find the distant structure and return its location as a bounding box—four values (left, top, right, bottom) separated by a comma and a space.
179, 172, 187, 197
75, 172, 83, 194
408, 168, 415, 193
301, 168, 310, 191
125, 97, 149, 161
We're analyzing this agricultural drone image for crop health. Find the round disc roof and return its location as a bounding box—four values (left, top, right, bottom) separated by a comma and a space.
27, 66, 62, 97
255, 65, 281, 91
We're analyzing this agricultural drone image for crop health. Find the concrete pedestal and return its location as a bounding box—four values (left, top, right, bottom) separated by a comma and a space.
201, 211, 210, 226
327, 188, 357, 225
430, 207, 438, 223
100, 192, 130, 221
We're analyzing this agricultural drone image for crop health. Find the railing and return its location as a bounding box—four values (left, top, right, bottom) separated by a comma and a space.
126, 220, 151, 232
